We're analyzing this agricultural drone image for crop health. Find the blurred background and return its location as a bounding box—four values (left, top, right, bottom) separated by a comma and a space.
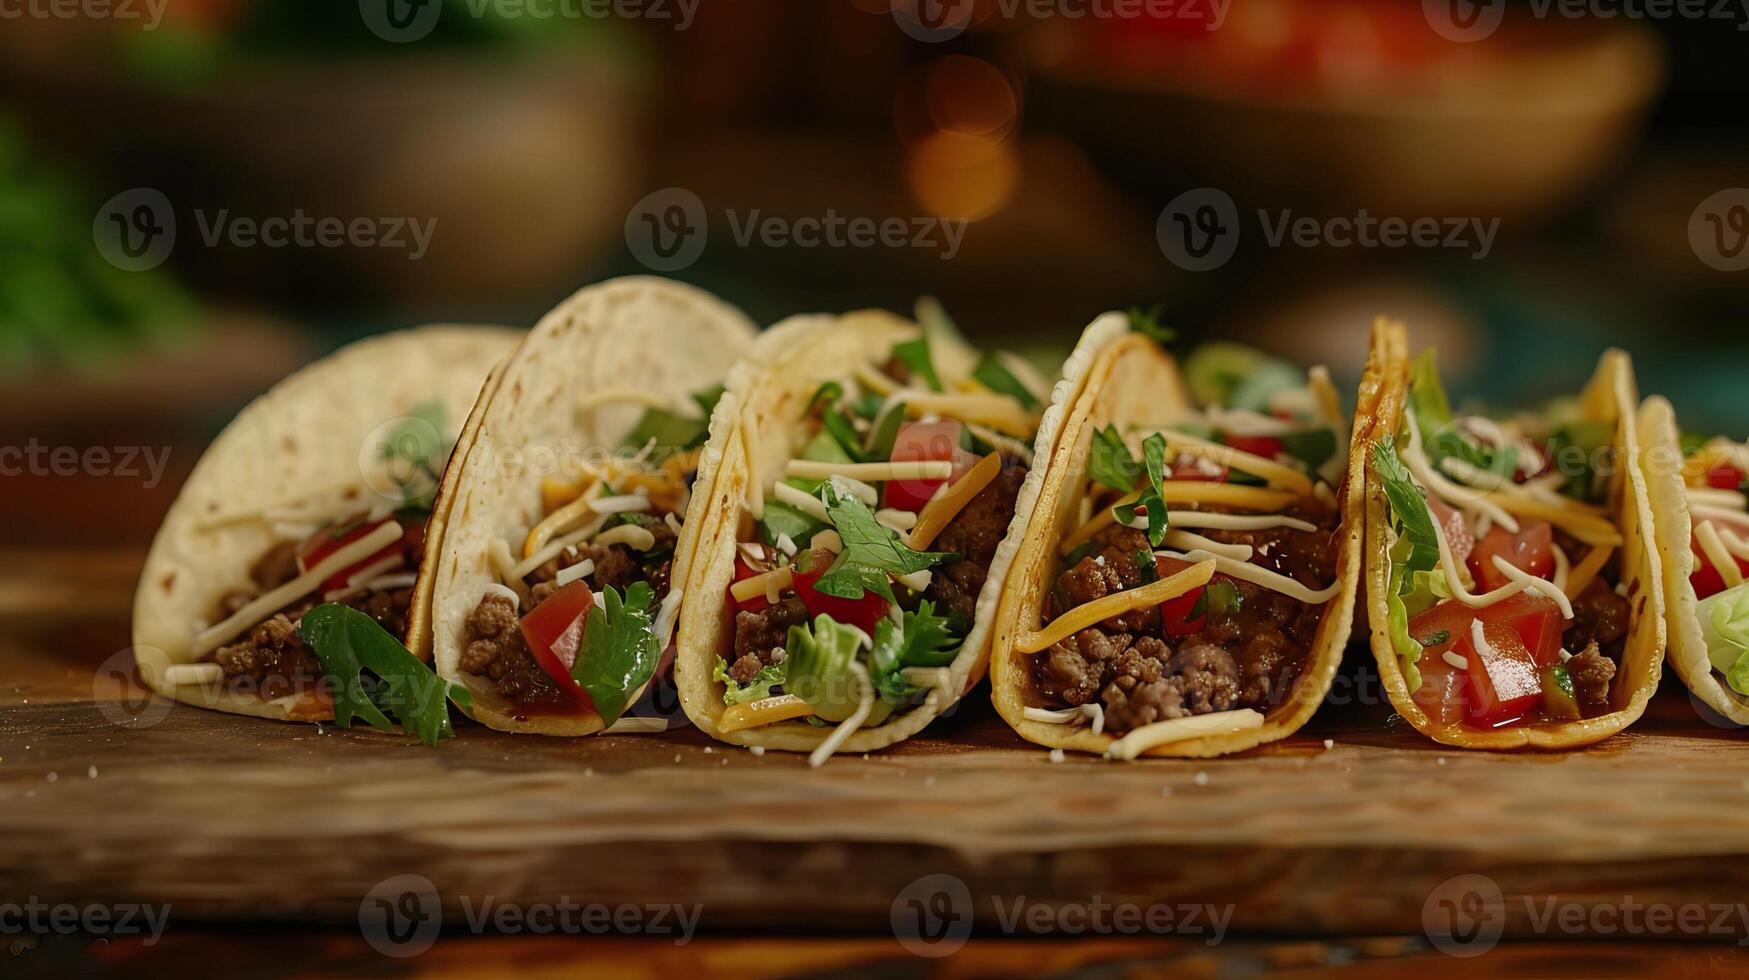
2, 0, 1745, 547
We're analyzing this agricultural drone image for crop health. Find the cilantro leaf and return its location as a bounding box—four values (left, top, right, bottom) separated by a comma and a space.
570, 582, 661, 727
1090, 424, 1142, 492
892, 336, 943, 392
869, 600, 962, 704
299, 603, 472, 747
972, 353, 1039, 410
1372, 435, 1440, 577
1135, 432, 1171, 547
813, 480, 954, 603
806, 380, 845, 418
713, 656, 787, 706
1128, 304, 1175, 344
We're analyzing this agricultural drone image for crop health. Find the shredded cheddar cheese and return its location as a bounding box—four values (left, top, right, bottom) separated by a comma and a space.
1018, 559, 1215, 654
719, 694, 813, 732
909, 452, 1001, 550
1160, 430, 1314, 495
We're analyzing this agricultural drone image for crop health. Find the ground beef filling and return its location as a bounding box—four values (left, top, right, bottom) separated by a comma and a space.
212, 525, 423, 701
1033, 499, 1337, 733
1552, 530, 1631, 701
459, 519, 676, 707
924, 463, 1028, 621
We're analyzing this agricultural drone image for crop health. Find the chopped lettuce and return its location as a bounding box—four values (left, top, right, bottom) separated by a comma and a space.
713, 656, 786, 706
1183, 342, 1301, 412
784, 614, 892, 725
570, 583, 661, 727
1697, 583, 1749, 696
1545, 420, 1615, 504
972, 353, 1039, 409
1373, 435, 1441, 574
891, 336, 943, 392
299, 603, 472, 747
1132, 432, 1170, 547
1089, 424, 1142, 492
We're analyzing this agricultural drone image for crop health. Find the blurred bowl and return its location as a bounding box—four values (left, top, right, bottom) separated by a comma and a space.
7, 48, 645, 314
1030, 11, 1663, 225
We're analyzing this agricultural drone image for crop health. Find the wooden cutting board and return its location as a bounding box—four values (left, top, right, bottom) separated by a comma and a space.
3, 547, 1748, 944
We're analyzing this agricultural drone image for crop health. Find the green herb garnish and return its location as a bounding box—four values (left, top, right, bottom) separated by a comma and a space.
299, 604, 472, 747
569, 582, 661, 727
812, 481, 954, 603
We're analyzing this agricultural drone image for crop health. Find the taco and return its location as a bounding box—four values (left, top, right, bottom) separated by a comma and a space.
1362, 319, 1664, 748
132, 325, 520, 732
1638, 400, 1749, 725
674, 302, 1057, 764
990, 315, 1364, 759
427, 277, 757, 736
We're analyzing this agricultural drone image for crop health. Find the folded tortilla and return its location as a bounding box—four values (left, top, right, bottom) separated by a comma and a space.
132, 325, 521, 722
989, 315, 1367, 758
1638, 397, 1749, 725
1361, 318, 1665, 749
425, 276, 756, 735
674, 309, 1064, 754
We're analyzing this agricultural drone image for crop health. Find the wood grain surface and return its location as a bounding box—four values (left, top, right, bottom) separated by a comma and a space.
4, 547, 1749, 974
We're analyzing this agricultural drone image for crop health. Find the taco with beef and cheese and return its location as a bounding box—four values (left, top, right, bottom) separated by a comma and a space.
674, 301, 1058, 764
132, 325, 519, 740
990, 314, 1365, 759
428, 277, 756, 736
1638, 399, 1749, 725
1363, 319, 1664, 748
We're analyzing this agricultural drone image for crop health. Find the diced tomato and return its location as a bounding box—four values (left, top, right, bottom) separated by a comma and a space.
1690, 536, 1749, 601
1468, 522, 1554, 592
1408, 593, 1565, 727
1459, 617, 1543, 726
1705, 464, 1746, 491
729, 549, 776, 613
1154, 555, 1206, 637
1428, 496, 1473, 567
791, 548, 890, 636
519, 581, 597, 710
883, 420, 975, 512
1221, 434, 1284, 460
301, 516, 420, 593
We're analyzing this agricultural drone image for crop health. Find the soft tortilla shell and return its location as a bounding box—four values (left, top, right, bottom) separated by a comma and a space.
674, 310, 1065, 752
132, 325, 521, 722
990, 318, 1367, 758
427, 277, 756, 736
1638, 396, 1749, 724
1360, 319, 1665, 749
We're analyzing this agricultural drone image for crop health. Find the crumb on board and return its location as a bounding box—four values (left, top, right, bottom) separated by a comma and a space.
1049, 749, 1065, 764
1193, 771, 1209, 787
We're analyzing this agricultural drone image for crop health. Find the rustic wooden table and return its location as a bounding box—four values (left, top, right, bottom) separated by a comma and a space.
4, 547, 1749, 978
